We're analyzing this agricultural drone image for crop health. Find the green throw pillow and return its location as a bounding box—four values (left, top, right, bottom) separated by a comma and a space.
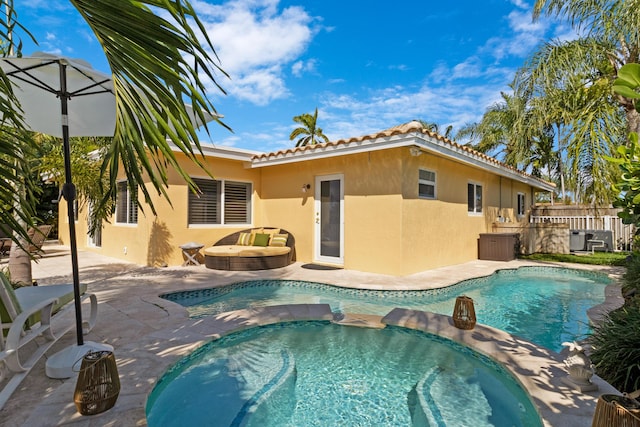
253, 233, 270, 247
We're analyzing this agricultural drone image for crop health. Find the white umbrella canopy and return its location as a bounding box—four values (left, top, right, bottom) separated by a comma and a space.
0, 52, 116, 137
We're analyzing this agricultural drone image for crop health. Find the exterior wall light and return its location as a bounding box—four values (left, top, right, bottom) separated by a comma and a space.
409, 147, 422, 157
302, 184, 311, 193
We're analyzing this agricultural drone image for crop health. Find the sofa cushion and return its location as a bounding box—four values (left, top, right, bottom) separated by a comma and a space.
253, 233, 270, 247
205, 245, 290, 258
238, 246, 291, 257
204, 246, 242, 257
269, 233, 289, 247
262, 228, 280, 237
236, 232, 252, 246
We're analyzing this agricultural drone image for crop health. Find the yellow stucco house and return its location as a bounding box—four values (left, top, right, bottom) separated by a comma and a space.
59, 121, 555, 276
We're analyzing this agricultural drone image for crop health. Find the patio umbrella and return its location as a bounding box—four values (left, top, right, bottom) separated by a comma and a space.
1, 53, 215, 378
0, 52, 116, 377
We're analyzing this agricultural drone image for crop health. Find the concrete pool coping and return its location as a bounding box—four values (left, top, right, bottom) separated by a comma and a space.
0, 245, 626, 426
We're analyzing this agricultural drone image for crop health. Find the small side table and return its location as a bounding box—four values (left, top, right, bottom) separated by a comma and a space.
179, 242, 204, 266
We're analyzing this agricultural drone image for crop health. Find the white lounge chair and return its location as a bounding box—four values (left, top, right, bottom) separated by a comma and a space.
0, 273, 98, 410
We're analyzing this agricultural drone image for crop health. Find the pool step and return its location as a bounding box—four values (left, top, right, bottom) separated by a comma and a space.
332, 312, 386, 329
231, 348, 296, 427
172, 346, 297, 427
409, 367, 493, 427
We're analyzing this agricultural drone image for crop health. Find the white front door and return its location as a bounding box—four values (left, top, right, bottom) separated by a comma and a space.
314, 174, 344, 265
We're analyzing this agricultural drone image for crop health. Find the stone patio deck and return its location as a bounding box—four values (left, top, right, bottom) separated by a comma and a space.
0, 243, 625, 426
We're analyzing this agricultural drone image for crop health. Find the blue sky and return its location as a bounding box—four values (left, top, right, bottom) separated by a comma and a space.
14, 0, 573, 153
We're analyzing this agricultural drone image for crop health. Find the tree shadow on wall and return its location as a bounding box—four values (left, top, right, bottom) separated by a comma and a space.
147, 219, 173, 267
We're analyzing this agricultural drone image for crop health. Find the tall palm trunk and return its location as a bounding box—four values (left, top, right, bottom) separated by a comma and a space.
7, 157, 32, 287
627, 108, 640, 136
8, 236, 31, 286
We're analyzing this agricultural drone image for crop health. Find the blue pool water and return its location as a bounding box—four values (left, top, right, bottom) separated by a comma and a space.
162, 267, 610, 352
146, 322, 542, 427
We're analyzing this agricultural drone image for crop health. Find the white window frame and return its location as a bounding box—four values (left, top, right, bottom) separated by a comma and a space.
115, 181, 138, 225
517, 192, 526, 217
467, 182, 483, 215
418, 168, 437, 200
188, 178, 253, 227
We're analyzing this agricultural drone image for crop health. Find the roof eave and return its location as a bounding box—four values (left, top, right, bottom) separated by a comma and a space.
250, 132, 555, 192
168, 140, 262, 162
413, 136, 556, 192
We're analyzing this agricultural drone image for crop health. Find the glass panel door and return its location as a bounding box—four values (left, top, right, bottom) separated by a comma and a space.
314, 174, 343, 264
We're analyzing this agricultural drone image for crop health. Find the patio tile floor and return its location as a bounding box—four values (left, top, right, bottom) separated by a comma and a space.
0, 243, 625, 426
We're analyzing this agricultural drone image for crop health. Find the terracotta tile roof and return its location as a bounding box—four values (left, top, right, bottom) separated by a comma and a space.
251, 120, 555, 189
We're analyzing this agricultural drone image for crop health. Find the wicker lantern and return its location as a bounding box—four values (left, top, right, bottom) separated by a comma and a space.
591, 394, 640, 427
74, 351, 120, 415
452, 295, 476, 330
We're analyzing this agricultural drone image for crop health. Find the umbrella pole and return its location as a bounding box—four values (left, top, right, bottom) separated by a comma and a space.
58, 61, 84, 347
45, 60, 113, 379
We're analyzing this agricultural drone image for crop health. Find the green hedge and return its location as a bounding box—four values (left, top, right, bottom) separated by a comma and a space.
588, 252, 640, 392
589, 305, 640, 392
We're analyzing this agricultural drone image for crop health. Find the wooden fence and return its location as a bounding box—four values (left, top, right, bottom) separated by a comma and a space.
529, 215, 635, 251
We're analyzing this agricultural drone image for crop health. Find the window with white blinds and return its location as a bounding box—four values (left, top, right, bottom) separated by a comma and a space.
188, 178, 251, 225
418, 168, 436, 199
224, 181, 252, 224
115, 181, 138, 224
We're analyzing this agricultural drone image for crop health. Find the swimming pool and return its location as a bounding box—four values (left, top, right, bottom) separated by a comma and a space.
146, 322, 542, 426
162, 266, 610, 352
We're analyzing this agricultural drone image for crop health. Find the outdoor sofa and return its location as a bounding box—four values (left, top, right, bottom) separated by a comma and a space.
204, 227, 295, 271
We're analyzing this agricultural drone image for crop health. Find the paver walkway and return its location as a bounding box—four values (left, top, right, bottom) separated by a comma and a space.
0, 243, 625, 426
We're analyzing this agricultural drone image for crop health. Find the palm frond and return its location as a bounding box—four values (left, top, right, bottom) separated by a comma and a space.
71, 0, 229, 214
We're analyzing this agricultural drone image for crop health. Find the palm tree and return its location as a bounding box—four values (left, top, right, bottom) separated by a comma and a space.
512, 0, 639, 204
0, 1, 228, 283
532, 0, 640, 135
456, 91, 565, 201
36, 135, 115, 236
456, 92, 553, 167
418, 120, 454, 139
289, 108, 329, 147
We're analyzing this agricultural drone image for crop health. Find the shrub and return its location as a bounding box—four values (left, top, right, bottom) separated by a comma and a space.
623, 252, 640, 304
589, 305, 640, 393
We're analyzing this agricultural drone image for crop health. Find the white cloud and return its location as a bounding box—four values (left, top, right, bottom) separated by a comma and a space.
508, 9, 546, 34
479, 10, 549, 61
316, 78, 504, 144
16, 0, 71, 11
509, 0, 529, 9
451, 57, 483, 79
291, 59, 317, 77
228, 66, 289, 105
194, 0, 318, 104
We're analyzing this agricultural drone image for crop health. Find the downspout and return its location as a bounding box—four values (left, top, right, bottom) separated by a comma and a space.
499, 176, 502, 220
